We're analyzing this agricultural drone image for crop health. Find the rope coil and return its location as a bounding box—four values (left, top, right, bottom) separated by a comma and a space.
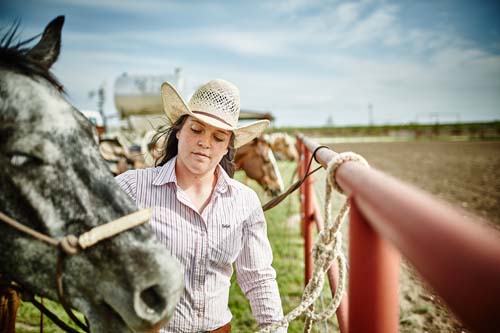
257, 151, 369, 333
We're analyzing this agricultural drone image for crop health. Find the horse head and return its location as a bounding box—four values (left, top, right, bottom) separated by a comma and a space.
235, 136, 284, 197
270, 132, 299, 162
0, 16, 183, 332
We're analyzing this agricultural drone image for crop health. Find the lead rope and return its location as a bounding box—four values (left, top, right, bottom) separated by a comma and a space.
262, 145, 328, 212
0, 209, 151, 333
256, 152, 369, 333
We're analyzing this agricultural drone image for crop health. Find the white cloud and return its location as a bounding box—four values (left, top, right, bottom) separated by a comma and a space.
263, 0, 320, 13
338, 5, 398, 48
44, 0, 183, 13
203, 31, 288, 56
15, 1, 498, 126
335, 2, 364, 26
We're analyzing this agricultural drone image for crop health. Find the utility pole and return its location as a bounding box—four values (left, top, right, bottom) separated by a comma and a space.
326, 115, 334, 127
368, 103, 373, 126
89, 82, 107, 129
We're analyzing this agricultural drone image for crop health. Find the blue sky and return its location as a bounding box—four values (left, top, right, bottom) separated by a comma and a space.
1, 0, 500, 127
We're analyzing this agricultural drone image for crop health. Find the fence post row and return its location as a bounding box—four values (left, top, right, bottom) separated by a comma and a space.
296, 133, 500, 333
297, 138, 350, 332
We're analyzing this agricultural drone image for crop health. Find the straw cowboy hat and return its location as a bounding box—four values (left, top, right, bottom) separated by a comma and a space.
161, 79, 269, 148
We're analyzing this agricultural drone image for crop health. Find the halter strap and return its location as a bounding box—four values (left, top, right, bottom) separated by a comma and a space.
0, 208, 151, 332
192, 110, 233, 127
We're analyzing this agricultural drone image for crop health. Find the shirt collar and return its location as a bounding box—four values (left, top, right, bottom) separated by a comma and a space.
152, 157, 177, 186
214, 164, 230, 194
152, 156, 230, 194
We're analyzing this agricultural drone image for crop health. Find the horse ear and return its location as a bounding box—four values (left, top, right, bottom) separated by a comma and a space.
261, 133, 272, 144
27, 16, 65, 69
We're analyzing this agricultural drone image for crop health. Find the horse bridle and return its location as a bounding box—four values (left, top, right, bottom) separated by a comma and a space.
0, 209, 151, 333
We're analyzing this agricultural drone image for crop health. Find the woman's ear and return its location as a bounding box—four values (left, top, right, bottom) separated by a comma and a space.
176, 130, 180, 139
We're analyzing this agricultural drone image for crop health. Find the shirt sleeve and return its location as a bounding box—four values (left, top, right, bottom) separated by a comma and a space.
235, 192, 287, 332
115, 170, 138, 202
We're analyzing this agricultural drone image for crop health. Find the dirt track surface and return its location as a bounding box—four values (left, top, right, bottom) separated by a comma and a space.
330, 140, 500, 226
324, 140, 500, 332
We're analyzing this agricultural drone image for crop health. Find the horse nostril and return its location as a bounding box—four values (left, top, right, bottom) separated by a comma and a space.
140, 285, 166, 315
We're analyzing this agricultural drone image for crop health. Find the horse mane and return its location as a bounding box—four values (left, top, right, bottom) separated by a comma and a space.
268, 132, 281, 139
0, 21, 64, 92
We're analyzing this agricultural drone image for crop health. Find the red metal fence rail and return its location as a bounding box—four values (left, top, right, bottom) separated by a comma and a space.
296, 133, 500, 333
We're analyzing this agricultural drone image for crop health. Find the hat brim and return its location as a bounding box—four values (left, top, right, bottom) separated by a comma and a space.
161, 82, 269, 148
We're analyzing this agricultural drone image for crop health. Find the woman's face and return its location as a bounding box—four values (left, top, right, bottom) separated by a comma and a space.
176, 116, 231, 177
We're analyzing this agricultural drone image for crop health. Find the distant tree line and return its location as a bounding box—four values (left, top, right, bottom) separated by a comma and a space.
273, 121, 500, 140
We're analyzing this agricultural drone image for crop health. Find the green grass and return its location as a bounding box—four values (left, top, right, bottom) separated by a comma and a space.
15, 161, 340, 332
16, 296, 84, 333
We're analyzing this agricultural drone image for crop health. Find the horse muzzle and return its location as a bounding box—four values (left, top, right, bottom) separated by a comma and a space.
94, 249, 184, 332
131, 255, 184, 331
132, 267, 184, 330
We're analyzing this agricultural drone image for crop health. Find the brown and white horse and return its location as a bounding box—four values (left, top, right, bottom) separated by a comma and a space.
268, 132, 298, 162
235, 136, 284, 196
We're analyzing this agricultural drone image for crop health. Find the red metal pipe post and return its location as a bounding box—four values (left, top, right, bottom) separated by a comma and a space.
302, 146, 314, 283
299, 134, 400, 333
348, 198, 400, 333
299, 134, 500, 333
297, 139, 305, 232
339, 164, 500, 333
297, 134, 349, 332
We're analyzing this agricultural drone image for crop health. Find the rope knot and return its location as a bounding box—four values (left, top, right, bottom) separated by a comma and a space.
326, 152, 370, 194
312, 242, 331, 259
312, 230, 339, 263
59, 235, 80, 255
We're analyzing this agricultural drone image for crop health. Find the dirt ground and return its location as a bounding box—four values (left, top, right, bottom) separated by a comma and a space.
324, 140, 500, 332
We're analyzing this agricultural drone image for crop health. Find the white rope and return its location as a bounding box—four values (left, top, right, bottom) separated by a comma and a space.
257, 152, 369, 333
78, 209, 151, 249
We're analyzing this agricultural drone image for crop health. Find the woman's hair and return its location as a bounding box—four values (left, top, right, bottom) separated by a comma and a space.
152, 115, 236, 177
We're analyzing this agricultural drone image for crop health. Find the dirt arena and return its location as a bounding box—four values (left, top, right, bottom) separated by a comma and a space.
325, 139, 500, 332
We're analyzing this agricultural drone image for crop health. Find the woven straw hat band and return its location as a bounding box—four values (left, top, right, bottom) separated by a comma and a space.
192, 111, 232, 127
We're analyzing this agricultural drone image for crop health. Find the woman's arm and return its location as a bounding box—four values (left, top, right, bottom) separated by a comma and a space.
235, 200, 287, 332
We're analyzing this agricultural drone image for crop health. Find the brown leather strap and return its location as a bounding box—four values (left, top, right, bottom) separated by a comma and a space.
261, 145, 328, 211
208, 322, 231, 333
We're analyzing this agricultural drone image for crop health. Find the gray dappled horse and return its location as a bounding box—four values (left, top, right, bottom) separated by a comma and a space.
235, 136, 284, 197
0, 16, 183, 332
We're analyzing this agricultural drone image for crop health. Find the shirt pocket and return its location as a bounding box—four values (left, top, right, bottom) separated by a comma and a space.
209, 221, 243, 267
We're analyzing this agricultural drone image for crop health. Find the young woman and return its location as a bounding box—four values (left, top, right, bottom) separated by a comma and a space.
116, 79, 286, 333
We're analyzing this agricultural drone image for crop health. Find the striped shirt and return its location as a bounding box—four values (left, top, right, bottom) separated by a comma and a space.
116, 157, 285, 332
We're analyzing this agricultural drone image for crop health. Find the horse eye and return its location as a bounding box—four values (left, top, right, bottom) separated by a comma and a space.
9, 153, 42, 167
